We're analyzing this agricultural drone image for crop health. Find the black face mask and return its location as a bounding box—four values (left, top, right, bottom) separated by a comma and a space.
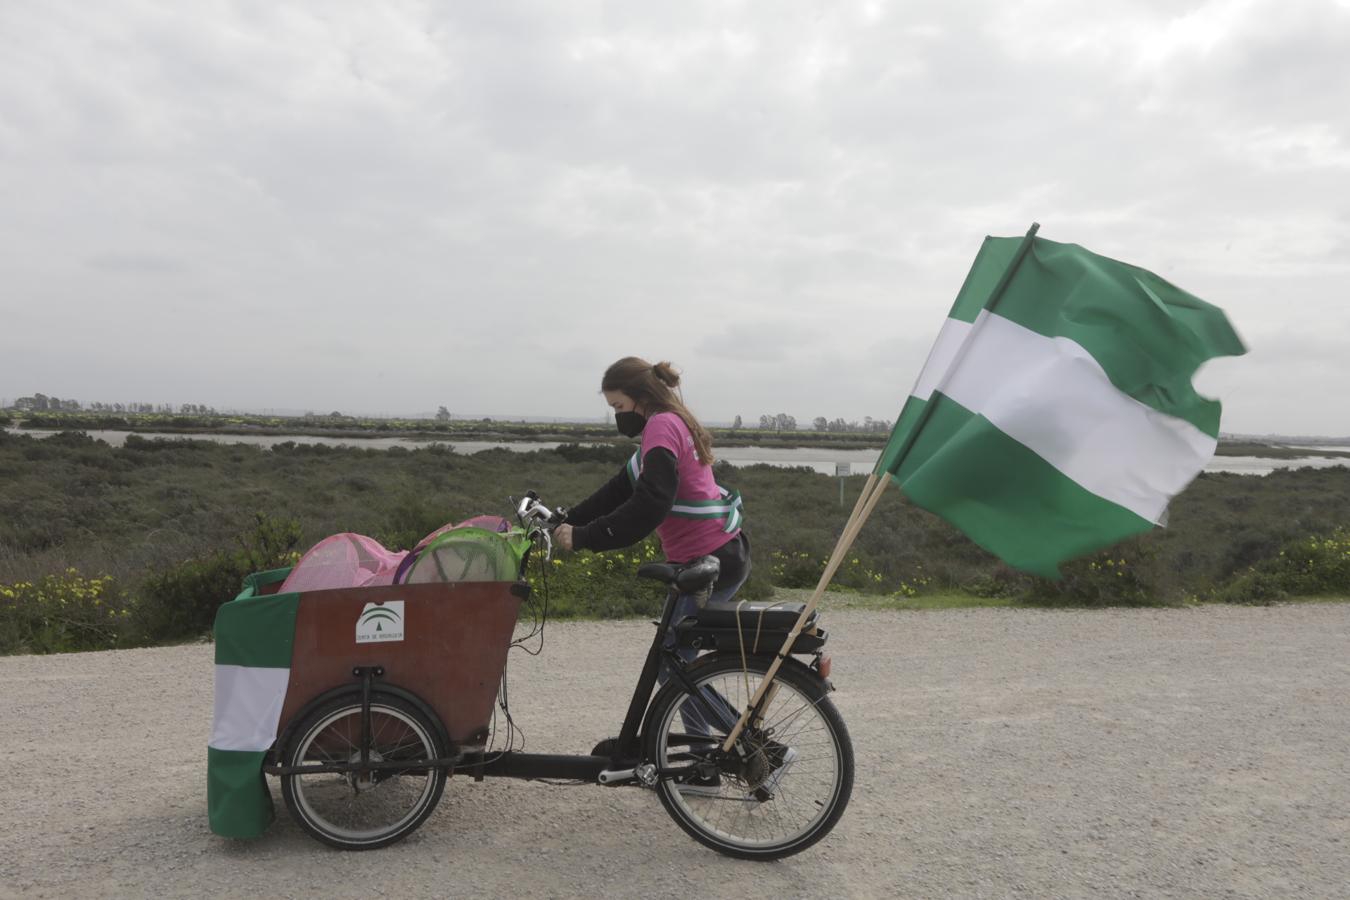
615, 410, 647, 438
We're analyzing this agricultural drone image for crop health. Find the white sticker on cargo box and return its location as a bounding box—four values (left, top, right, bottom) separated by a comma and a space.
356, 600, 405, 644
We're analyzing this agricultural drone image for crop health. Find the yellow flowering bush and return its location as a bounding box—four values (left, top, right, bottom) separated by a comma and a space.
526, 537, 667, 617
1214, 528, 1350, 604
890, 569, 934, 598
1034, 548, 1160, 606
525, 533, 779, 617
768, 549, 825, 588
1272, 530, 1350, 594
0, 570, 132, 654
767, 549, 932, 595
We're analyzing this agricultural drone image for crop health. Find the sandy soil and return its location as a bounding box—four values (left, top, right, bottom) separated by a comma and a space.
2, 603, 1348, 899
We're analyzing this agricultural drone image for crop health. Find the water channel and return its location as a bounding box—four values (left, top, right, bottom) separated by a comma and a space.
6, 426, 1347, 477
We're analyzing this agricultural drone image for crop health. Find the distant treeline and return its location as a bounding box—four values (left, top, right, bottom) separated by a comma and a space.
2, 428, 1348, 654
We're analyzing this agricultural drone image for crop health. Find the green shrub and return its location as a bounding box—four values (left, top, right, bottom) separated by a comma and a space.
523, 532, 773, 619
768, 549, 826, 589
5, 429, 1350, 641
764, 547, 933, 596
527, 538, 668, 618
553, 442, 633, 465
736, 560, 775, 601
129, 514, 301, 643
0, 570, 132, 654
1221, 526, 1298, 576
1213, 529, 1350, 604
372, 491, 453, 552
19, 414, 130, 430
962, 567, 1032, 599
123, 434, 214, 452
44, 430, 102, 449
1210, 570, 1290, 605
1269, 530, 1350, 594
1029, 547, 1164, 607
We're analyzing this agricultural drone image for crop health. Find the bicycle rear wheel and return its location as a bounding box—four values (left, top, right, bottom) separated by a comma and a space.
281, 692, 447, 850
642, 653, 854, 860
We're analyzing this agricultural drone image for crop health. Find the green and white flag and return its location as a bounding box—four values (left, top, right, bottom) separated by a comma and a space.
207, 585, 298, 838
878, 229, 1246, 578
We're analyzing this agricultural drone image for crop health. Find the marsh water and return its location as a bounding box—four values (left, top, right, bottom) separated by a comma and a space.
7, 426, 1347, 476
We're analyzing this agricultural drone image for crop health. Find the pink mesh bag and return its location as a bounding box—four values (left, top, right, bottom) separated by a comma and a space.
415, 515, 511, 546
279, 533, 410, 593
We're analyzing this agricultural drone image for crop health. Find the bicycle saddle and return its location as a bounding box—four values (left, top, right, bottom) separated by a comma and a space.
637, 556, 721, 593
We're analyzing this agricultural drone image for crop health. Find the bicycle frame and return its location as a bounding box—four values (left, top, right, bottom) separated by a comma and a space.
265, 580, 744, 785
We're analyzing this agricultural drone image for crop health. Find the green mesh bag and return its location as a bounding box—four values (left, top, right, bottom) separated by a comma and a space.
402, 526, 531, 583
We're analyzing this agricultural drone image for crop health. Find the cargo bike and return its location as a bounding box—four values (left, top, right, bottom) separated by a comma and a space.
208, 493, 853, 860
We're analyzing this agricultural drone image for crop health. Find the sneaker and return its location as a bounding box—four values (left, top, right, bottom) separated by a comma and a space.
761, 740, 794, 769
753, 745, 798, 801
676, 770, 723, 797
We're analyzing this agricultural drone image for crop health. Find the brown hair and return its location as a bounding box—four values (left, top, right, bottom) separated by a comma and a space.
602, 357, 715, 465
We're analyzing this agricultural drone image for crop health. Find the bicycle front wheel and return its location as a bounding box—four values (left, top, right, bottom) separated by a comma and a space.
280, 692, 447, 850
642, 653, 854, 860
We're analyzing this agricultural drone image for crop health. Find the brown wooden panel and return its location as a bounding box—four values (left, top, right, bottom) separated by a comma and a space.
278, 581, 522, 748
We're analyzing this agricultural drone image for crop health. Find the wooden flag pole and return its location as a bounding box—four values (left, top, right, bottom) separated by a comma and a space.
720, 226, 1046, 749
825, 471, 880, 566
720, 224, 1048, 749
872, 223, 1042, 490
789, 470, 885, 629
721, 473, 892, 748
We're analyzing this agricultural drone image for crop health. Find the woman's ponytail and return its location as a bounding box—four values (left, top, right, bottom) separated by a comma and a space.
652, 361, 680, 389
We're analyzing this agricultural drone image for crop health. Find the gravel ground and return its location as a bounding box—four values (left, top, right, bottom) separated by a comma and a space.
2, 602, 1348, 899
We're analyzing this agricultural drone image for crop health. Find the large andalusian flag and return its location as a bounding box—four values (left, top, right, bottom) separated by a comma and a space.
878, 228, 1246, 578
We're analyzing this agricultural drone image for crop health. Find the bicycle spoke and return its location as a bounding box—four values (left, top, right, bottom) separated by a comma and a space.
288, 701, 441, 846
652, 663, 846, 853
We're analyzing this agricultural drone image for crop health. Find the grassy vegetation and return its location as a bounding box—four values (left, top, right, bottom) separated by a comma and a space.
2, 428, 1348, 654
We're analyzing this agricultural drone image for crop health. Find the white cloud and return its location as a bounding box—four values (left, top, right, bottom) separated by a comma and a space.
0, 0, 1347, 434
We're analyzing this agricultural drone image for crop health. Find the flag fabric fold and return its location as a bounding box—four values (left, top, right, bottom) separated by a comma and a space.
879, 232, 1246, 578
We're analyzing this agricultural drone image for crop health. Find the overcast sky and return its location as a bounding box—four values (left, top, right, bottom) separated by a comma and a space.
2, 0, 1347, 435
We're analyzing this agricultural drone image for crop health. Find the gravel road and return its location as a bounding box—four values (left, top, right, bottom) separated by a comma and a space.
3, 603, 1348, 899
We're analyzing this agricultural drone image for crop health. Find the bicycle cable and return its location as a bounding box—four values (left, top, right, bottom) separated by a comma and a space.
509, 532, 551, 655
486, 528, 555, 761
482, 517, 588, 784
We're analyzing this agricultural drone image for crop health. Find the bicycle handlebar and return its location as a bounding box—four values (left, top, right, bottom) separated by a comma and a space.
516, 491, 567, 531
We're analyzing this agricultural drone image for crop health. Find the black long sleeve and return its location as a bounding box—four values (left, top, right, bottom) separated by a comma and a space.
564, 466, 634, 528
570, 448, 678, 552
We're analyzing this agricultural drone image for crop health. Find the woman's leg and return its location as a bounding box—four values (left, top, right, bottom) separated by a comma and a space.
660, 534, 752, 735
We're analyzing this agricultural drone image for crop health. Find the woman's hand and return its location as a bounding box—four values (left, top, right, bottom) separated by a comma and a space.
554, 523, 574, 552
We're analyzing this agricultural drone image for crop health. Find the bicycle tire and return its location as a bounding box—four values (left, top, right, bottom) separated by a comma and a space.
642, 653, 854, 860
281, 691, 447, 850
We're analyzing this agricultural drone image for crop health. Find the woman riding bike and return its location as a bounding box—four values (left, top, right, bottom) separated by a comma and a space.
265, 360, 851, 858
555, 357, 750, 783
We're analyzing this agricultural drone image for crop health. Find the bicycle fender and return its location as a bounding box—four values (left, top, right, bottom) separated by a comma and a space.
272, 681, 453, 762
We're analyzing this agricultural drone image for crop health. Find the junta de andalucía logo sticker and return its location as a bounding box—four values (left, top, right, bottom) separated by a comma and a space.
356, 600, 405, 644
